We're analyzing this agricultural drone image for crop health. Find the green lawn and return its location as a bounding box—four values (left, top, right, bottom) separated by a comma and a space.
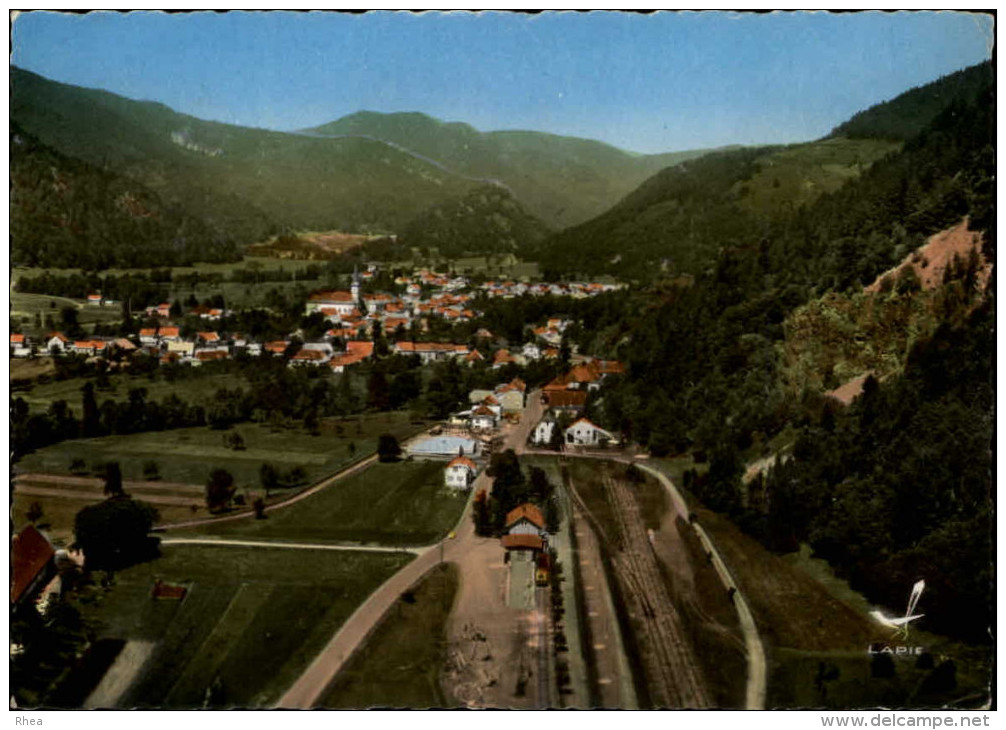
321, 563, 459, 708
15, 412, 421, 488
192, 458, 468, 546
67, 544, 413, 708
14, 371, 251, 415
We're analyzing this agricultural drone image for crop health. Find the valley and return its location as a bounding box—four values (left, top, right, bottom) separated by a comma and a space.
9, 27, 993, 716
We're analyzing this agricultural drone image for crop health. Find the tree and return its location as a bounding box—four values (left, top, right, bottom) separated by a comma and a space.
102, 462, 125, 497
142, 461, 160, 481
81, 382, 100, 437
472, 489, 492, 536
73, 497, 160, 570
253, 498, 267, 520
259, 463, 279, 495
26, 501, 44, 525
377, 433, 402, 462
367, 369, 391, 411
206, 469, 236, 512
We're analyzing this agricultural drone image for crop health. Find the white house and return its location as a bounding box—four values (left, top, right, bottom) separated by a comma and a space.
46, 333, 69, 354
564, 417, 616, 447
532, 412, 558, 446
522, 342, 542, 361
470, 404, 497, 432
444, 456, 477, 490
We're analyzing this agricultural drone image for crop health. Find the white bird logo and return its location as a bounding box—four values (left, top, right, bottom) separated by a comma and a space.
871, 579, 926, 640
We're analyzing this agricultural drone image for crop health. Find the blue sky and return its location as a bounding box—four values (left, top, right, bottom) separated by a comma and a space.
11, 10, 993, 154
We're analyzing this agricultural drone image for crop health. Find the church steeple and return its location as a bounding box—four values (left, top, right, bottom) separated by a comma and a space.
351, 265, 361, 302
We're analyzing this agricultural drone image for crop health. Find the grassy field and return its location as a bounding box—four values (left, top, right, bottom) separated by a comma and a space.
320, 563, 459, 708
191, 458, 468, 546
13, 371, 252, 414
13, 412, 424, 536
62, 544, 413, 708
16, 412, 419, 485
11, 292, 123, 329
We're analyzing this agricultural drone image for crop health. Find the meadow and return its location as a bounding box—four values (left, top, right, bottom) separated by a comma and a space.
65, 544, 413, 708
191, 458, 469, 547
12, 412, 425, 537
321, 563, 459, 708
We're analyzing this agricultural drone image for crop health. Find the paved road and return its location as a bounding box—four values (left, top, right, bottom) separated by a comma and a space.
160, 537, 425, 555
277, 391, 543, 709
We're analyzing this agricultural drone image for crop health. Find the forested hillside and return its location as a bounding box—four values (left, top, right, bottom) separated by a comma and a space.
572, 62, 993, 639
399, 185, 552, 258
11, 126, 245, 268
830, 62, 992, 140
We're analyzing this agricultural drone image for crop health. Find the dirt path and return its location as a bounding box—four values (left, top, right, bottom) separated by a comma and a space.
15, 484, 201, 507
15, 473, 205, 493
570, 506, 637, 708
82, 640, 156, 709
161, 537, 424, 555
637, 463, 767, 710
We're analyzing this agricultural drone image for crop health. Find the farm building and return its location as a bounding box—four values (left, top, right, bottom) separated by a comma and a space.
564, 417, 616, 446
444, 456, 478, 490
408, 435, 480, 460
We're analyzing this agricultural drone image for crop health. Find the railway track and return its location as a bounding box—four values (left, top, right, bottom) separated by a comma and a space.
561, 456, 709, 708
601, 473, 709, 708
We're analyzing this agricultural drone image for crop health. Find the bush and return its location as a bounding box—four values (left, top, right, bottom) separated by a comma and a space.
377, 433, 402, 462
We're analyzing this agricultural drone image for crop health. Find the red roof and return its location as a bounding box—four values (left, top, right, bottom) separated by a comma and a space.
447, 456, 477, 471
472, 404, 496, 417
139, 328, 157, 337
159, 326, 180, 338
265, 341, 289, 353
292, 349, 326, 360
197, 331, 220, 342
196, 350, 229, 362
544, 390, 588, 408
346, 340, 374, 358
10, 333, 25, 344
309, 290, 355, 303
11, 525, 55, 604
501, 534, 544, 551
506, 503, 545, 530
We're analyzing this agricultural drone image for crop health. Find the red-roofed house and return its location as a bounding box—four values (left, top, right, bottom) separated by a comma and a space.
492, 349, 517, 369
506, 504, 546, 535
305, 290, 357, 318
196, 331, 220, 344
86, 293, 103, 306
445, 456, 478, 490
471, 404, 497, 432
346, 340, 375, 359
10, 333, 30, 358
265, 341, 289, 356
11, 525, 56, 607
158, 326, 181, 341
46, 332, 69, 354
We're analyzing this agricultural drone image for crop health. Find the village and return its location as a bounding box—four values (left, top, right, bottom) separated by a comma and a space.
10, 265, 620, 373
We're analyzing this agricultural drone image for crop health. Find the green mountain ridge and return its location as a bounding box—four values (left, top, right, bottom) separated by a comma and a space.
533, 60, 993, 281
307, 110, 727, 228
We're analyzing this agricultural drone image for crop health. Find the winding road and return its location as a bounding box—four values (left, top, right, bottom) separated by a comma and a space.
275, 390, 544, 709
